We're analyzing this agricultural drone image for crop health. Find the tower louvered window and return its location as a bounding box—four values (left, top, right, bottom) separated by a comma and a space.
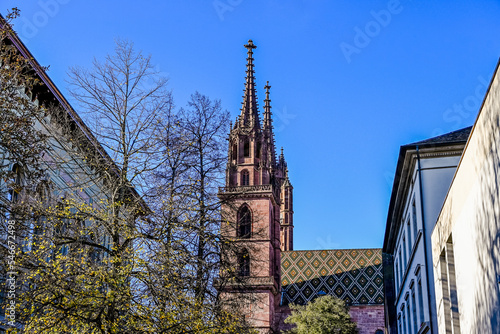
232, 144, 237, 161
238, 249, 250, 277
241, 170, 249, 186
238, 205, 251, 238
244, 139, 250, 157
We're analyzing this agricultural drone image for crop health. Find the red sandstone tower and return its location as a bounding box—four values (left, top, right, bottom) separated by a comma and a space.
219, 39, 293, 333
277, 148, 293, 251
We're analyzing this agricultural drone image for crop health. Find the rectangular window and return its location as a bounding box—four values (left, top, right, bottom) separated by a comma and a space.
412, 198, 418, 241
402, 306, 407, 334
406, 301, 412, 334
395, 261, 399, 294
412, 285, 418, 334
403, 234, 408, 270
440, 237, 461, 333
417, 277, 425, 325
407, 217, 412, 253
399, 249, 403, 287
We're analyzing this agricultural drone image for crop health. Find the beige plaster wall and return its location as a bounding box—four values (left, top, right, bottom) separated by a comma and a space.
432, 61, 500, 334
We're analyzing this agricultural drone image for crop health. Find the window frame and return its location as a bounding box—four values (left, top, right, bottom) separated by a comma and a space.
237, 249, 250, 277
237, 205, 252, 238
241, 169, 250, 186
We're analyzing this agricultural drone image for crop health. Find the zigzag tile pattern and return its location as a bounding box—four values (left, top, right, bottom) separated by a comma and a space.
281, 248, 384, 306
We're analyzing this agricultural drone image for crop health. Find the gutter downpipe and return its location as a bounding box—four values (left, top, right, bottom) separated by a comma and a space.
416, 145, 434, 334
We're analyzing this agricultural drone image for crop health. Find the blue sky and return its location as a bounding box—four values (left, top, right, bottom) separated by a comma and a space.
3, 1, 500, 250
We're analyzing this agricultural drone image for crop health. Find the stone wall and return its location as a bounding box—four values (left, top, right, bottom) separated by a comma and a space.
349, 305, 385, 334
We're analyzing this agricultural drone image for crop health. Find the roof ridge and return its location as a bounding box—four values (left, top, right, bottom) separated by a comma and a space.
282, 248, 382, 253
407, 125, 472, 146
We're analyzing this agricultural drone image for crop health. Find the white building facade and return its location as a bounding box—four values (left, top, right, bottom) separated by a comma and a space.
383, 127, 470, 334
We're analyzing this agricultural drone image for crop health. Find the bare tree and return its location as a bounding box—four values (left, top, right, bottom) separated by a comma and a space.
179, 92, 229, 302
143, 92, 258, 333
13, 39, 172, 334
11, 38, 254, 333
68, 38, 172, 195
0, 13, 258, 330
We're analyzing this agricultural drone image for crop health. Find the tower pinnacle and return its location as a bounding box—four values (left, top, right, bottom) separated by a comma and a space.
263, 81, 272, 129
244, 39, 256, 55
240, 39, 260, 129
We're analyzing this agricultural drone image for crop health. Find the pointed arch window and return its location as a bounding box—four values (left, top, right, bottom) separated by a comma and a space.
237, 205, 251, 238
241, 169, 250, 186
238, 249, 250, 277
232, 144, 237, 160
244, 139, 250, 157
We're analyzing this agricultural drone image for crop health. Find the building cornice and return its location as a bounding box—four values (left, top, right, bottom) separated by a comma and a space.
383, 141, 468, 253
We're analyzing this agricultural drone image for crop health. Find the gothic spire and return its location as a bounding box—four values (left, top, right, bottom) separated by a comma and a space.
263, 81, 272, 129
278, 147, 287, 171
279, 147, 285, 162
283, 167, 292, 187
240, 39, 260, 129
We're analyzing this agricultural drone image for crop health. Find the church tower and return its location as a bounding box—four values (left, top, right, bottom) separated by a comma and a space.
277, 148, 294, 251
219, 40, 292, 333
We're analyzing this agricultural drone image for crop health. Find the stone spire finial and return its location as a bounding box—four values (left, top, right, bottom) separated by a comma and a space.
244, 39, 257, 56
265, 81, 271, 97
283, 166, 292, 187
277, 147, 287, 172
263, 81, 272, 128
239, 39, 260, 129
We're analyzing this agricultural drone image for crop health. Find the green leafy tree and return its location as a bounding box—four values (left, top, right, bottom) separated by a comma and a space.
284, 295, 358, 334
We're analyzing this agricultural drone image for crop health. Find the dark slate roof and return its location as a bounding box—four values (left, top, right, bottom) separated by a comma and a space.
408, 126, 472, 147
281, 249, 383, 306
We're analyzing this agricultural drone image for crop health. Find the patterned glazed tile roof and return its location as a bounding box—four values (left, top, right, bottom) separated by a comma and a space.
281, 249, 383, 306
